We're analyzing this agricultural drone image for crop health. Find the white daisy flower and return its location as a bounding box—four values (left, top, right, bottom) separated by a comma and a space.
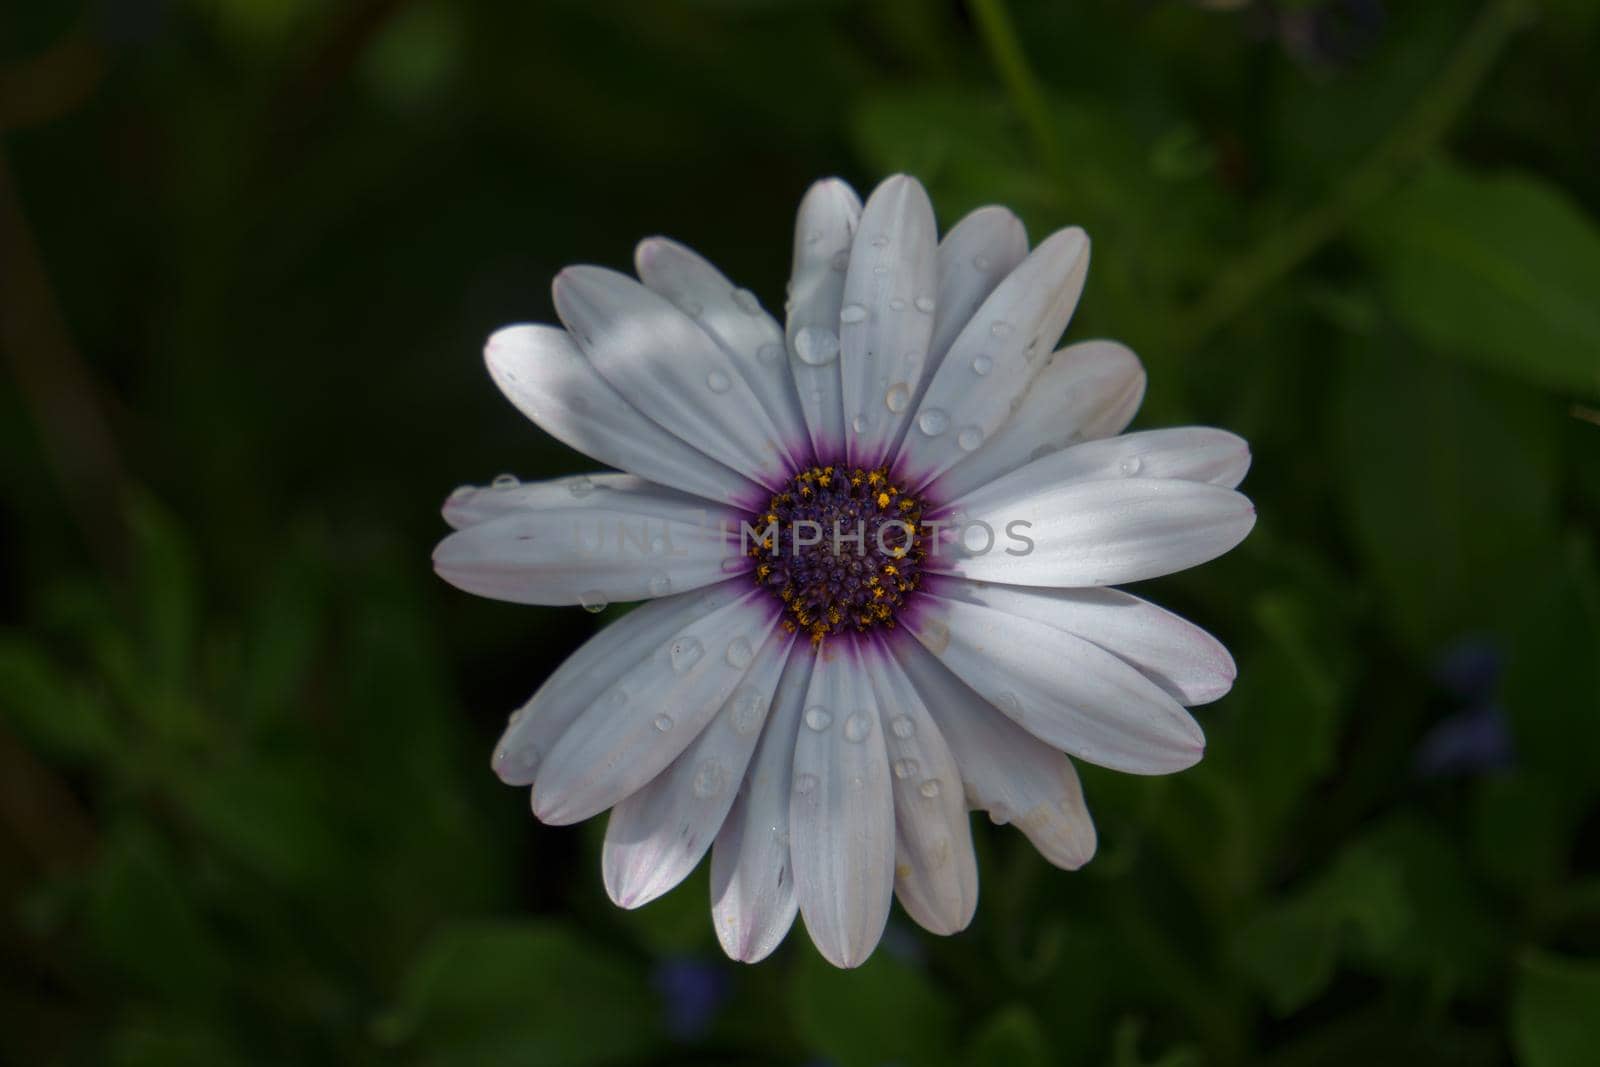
434, 174, 1255, 968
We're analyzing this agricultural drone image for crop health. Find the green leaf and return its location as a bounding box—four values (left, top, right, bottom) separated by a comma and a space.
0, 635, 118, 765
1360, 162, 1600, 395
965, 1005, 1049, 1067
1512, 951, 1600, 1067
378, 919, 659, 1067
789, 944, 956, 1067
1333, 340, 1560, 649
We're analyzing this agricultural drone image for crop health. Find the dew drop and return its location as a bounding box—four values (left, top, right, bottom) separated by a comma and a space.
994, 691, 1022, 716
1120, 455, 1144, 476
843, 712, 872, 743
851, 414, 868, 434
669, 636, 704, 674
730, 687, 768, 735
840, 303, 868, 324
919, 779, 942, 798
913, 295, 935, 313
731, 287, 761, 314
604, 685, 629, 709
725, 636, 754, 668
917, 409, 950, 436
707, 370, 732, 393
794, 773, 818, 795
971, 354, 993, 376
973, 254, 992, 270
579, 589, 608, 613
491, 473, 519, 490
793, 326, 840, 366
653, 714, 675, 732
988, 804, 1013, 826
888, 297, 906, 312
508, 705, 527, 725
757, 342, 784, 363
990, 320, 1013, 338
890, 715, 915, 740
692, 760, 728, 798
870, 234, 890, 248
873, 264, 889, 276
957, 426, 985, 452
892, 758, 919, 780
648, 573, 673, 597
884, 383, 911, 413
566, 475, 595, 498
804, 706, 833, 732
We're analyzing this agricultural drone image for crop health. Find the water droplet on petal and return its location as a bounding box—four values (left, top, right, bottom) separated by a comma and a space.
892, 758, 918, 779
870, 234, 890, 248
840, 303, 868, 324
730, 687, 768, 734
919, 779, 942, 798
648, 573, 673, 597
990, 320, 1013, 338
890, 715, 915, 739
957, 426, 984, 452
793, 326, 840, 366
971, 355, 993, 376
732, 288, 761, 315
579, 589, 608, 613
653, 714, 675, 732
851, 414, 868, 434
707, 370, 732, 393
888, 297, 906, 311
692, 760, 728, 798
914, 295, 935, 313
885, 383, 910, 413
1120, 455, 1144, 476
794, 772, 818, 795
605, 686, 629, 709
492, 473, 519, 490
973, 254, 992, 270
843, 712, 872, 743
725, 636, 753, 668
566, 475, 595, 498
988, 804, 1012, 825
804, 706, 832, 732
917, 409, 950, 436
669, 636, 704, 673
994, 691, 1022, 716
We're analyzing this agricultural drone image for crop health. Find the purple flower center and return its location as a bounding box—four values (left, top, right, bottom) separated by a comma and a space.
749, 465, 927, 642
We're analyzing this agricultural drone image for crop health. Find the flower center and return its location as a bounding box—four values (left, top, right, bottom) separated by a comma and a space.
749, 465, 926, 643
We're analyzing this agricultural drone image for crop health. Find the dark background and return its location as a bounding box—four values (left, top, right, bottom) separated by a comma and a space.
3, 0, 1599, 1064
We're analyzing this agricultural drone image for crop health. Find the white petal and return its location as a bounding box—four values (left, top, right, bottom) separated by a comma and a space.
839, 175, 938, 467
791, 640, 894, 968
434, 476, 742, 606
908, 206, 1028, 419
952, 429, 1250, 524
553, 266, 792, 490
532, 589, 779, 825
635, 238, 810, 464
484, 325, 760, 508
861, 645, 977, 936
897, 227, 1090, 488
786, 178, 861, 460
895, 637, 1097, 869
602, 628, 795, 908
902, 591, 1205, 774
489, 581, 750, 787
929, 340, 1145, 502
710, 643, 814, 963
925, 576, 1236, 706
935, 478, 1256, 587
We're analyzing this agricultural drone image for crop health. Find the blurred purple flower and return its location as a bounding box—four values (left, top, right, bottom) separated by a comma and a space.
652, 957, 731, 1041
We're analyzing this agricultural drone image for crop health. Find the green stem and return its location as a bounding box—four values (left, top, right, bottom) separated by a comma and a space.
1172, 0, 1530, 354
967, 0, 1063, 176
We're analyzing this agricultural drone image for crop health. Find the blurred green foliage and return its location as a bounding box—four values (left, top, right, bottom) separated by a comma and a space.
2, 0, 1599, 1064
